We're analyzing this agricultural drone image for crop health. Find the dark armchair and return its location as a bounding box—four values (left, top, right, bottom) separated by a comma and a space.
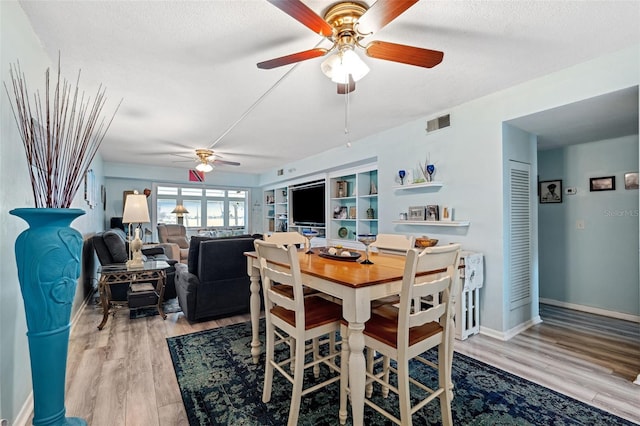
174, 235, 259, 321
92, 228, 178, 300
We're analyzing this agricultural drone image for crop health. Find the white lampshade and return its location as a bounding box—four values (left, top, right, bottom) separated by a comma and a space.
196, 162, 213, 172
321, 48, 370, 84
122, 194, 150, 224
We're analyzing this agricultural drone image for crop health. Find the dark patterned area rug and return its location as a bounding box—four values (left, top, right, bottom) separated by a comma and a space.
129, 297, 181, 319
167, 320, 634, 426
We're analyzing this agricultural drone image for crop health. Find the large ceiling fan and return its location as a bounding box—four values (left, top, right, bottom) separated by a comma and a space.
258, 0, 444, 93
173, 149, 241, 173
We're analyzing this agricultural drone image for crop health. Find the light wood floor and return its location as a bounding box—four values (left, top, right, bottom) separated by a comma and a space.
45, 301, 640, 425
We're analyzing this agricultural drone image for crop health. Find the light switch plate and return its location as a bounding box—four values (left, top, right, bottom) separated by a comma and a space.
566, 187, 577, 195
576, 220, 585, 230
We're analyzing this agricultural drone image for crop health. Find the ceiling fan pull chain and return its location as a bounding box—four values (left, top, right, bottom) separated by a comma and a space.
344, 80, 352, 148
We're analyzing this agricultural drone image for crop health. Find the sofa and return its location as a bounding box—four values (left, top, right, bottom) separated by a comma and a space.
157, 223, 189, 263
92, 228, 178, 300
174, 234, 261, 321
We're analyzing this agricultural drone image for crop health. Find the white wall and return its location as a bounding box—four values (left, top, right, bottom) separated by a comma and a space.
257, 45, 639, 337
1, 1, 106, 422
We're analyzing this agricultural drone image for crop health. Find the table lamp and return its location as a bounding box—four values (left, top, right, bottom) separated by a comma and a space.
123, 192, 150, 269
172, 204, 189, 225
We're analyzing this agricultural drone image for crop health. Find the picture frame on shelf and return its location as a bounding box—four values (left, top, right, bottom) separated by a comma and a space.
426, 205, 439, 221
441, 205, 453, 221
589, 176, 615, 192
408, 206, 425, 221
539, 179, 562, 203
349, 206, 357, 219
333, 206, 348, 219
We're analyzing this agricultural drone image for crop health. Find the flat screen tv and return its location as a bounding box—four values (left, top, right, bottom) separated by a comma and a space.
290, 181, 325, 227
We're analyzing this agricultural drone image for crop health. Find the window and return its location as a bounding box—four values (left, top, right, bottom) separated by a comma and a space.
155, 185, 250, 231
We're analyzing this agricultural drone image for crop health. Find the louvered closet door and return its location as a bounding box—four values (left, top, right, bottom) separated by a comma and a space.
508, 161, 532, 310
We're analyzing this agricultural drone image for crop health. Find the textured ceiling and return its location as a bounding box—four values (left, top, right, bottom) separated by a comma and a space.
17, 0, 640, 173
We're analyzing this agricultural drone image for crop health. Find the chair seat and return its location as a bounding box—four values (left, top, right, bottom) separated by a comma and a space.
362, 306, 443, 349
272, 296, 343, 330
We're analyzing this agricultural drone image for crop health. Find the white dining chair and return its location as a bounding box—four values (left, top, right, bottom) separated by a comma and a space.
370, 233, 416, 254
254, 240, 342, 426
340, 244, 461, 425
264, 231, 307, 247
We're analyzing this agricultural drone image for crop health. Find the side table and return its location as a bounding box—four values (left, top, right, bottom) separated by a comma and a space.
97, 260, 170, 330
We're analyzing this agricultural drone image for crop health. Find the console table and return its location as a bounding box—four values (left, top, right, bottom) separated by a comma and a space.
97, 260, 169, 330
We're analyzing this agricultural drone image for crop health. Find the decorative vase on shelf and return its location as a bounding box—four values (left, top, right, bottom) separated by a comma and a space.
10, 208, 87, 426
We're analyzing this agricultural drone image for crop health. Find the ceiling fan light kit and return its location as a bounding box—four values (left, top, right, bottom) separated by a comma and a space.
195, 162, 214, 173
259, 0, 443, 93
321, 47, 370, 83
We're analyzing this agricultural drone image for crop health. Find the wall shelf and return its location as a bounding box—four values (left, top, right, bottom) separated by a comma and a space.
393, 181, 443, 190
392, 220, 470, 227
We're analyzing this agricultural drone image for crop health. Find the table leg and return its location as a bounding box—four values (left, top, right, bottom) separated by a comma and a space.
97, 280, 109, 330
157, 271, 167, 320
348, 322, 366, 426
248, 262, 262, 364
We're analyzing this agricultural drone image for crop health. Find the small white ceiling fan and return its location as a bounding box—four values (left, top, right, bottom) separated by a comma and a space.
172, 148, 241, 173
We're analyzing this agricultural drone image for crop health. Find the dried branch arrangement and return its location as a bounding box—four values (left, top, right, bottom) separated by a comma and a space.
4, 57, 121, 208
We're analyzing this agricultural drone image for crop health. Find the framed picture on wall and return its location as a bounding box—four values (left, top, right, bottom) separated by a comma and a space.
624, 172, 638, 190
589, 176, 615, 192
539, 180, 562, 203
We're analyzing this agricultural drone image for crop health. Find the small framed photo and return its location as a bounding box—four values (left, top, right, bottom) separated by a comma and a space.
333, 206, 348, 219
441, 205, 453, 221
349, 206, 357, 219
624, 172, 638, 190
539, 180, 562, 204
408, 206, 425, 221
589, 176, 615, 192
426, 205, 440, 221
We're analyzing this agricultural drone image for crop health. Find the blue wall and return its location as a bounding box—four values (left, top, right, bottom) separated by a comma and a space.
538, 135, 639, 315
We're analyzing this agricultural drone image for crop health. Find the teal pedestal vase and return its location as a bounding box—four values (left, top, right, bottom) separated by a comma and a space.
10, 208, 88, 426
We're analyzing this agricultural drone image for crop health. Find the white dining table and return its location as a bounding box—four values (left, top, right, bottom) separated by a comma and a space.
245, 249, 408, 426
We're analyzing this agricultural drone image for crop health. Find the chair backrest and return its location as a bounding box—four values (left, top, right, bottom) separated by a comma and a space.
92, 228, 129, 265
264, 231, 306, 247
158, 223, 189, 248
254, 240, 305, 326
370, 233, 416, 253
397, 244, 461, 345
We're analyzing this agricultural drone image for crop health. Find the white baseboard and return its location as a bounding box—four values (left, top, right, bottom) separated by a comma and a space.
13, 291, 95, 426
540, 298, 640, 323
479, 315, 543, 341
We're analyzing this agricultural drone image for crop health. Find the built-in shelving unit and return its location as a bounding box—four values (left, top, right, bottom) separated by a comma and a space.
263, 186, 288, 233
328, 165, 378, 243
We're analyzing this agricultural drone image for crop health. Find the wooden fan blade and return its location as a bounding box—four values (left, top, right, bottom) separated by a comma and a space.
356, 0, 419, 35
365, 40, 443, 68
258, 48, 328, 69
337, 74, 356, 94
213, 159, 241, 166
267, 0, 333, 37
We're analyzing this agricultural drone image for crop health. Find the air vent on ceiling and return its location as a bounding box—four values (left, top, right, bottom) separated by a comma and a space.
426, 114, 450, 133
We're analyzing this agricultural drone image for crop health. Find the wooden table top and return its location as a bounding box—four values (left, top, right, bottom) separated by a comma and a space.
245, 249, 407, 289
